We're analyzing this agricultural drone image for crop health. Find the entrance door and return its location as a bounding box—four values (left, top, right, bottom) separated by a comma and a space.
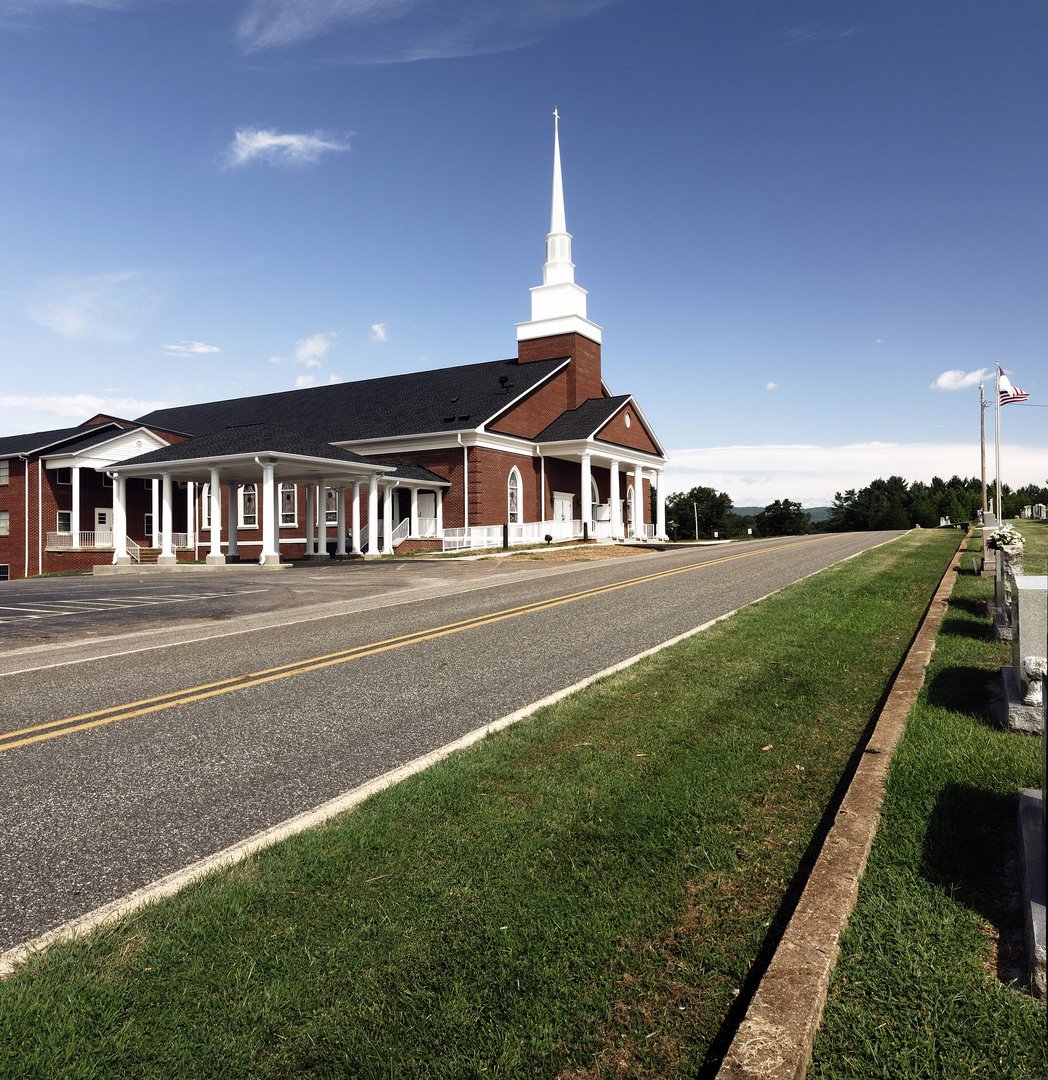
95, 507, 113, 546
418, 492, 437, 537
553, 493, 573, 522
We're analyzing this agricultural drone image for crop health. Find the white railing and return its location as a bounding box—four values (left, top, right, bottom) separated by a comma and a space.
443, 518, 582, 552
159, 533, 191, 550
417, 515, 439, 538
47, 531, 113, 549
126, 538, 141, 563
391, 518, 411, 547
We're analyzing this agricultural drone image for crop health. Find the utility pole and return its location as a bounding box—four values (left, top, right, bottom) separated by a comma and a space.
979, 382, 988, 516
693, 502, 698, 541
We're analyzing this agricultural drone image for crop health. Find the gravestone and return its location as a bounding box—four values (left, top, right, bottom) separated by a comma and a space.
1017, 688, 1046, 998
998, 575, 1048, 735
994, 542, 1025, 641
981, 512, 998, 577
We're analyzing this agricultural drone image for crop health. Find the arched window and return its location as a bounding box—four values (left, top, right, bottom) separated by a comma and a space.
626, 485, 635, 535
200, 483, 211, 530
280, 483, 297, 527
507, 467, 522, 524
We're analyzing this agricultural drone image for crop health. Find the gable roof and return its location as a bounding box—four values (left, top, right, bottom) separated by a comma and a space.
135, 357, 566, 443
120, 423, 382, 469
0, 422, 121, 458
534, 396, 632, 442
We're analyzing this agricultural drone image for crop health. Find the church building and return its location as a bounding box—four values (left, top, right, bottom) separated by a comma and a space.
0, 116, 668, 581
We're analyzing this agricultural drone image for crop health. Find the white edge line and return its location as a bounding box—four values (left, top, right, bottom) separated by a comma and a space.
0, 532, 904, 978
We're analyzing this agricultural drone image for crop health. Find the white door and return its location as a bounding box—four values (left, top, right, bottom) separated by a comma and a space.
418, 492, 437, 536
95, 507, 113, 546
553, 493, 573, 522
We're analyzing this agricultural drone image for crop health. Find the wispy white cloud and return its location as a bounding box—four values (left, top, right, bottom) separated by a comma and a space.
164, 340, 221, 357
235, 0, 616, 62
0, 392, 171, 429
930, 368, 991, 391
226, 127, 350, 168
294, 372, 343, 389
665, 441, 1046, 508
370, 322, 387, 343
783, 25, 863, 47
24, 271, 162, 343
294, 331, 337, 367
765, 381, 777, 391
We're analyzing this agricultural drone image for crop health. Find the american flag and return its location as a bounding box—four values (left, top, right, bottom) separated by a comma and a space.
998, 363, 1030, 405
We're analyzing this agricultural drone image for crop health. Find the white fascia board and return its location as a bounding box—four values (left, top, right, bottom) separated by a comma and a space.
538, 438, 666, 468
44, 428, 170, 470
113, 450, 394, 480
481, 357, 570, 430
337, 430, 536, 459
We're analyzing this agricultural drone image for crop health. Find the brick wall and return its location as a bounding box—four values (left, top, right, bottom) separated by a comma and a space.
517, 333, 603, 409
596, 408, 661, 455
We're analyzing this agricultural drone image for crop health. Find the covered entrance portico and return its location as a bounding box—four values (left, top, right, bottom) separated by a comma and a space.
108, 425, 442, 567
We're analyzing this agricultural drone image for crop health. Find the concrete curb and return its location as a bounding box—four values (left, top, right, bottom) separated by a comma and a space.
715, 532, 966, 1080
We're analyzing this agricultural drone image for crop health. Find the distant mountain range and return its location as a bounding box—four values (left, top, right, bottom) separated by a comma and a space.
732, 506, 832, 522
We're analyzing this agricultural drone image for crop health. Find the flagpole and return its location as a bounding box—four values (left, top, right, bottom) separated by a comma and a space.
979, 382, 987, 517
994, 363, 1002, 522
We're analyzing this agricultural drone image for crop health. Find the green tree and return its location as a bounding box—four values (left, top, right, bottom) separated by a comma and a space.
755, 499, 810, 537
665, 486, 734, 541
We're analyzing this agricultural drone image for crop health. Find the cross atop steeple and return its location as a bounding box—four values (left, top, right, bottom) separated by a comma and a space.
516, 110, 603, 346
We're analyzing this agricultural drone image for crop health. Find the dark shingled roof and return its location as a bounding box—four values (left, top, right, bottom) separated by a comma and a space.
0, 422, 120, 457
136, 357, 566, 442
121, 423, 381, 468
535, 396, 632, 443
382, 462, 450, 485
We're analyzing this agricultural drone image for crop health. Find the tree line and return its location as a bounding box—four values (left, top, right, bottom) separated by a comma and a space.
664, 477, 1048, 540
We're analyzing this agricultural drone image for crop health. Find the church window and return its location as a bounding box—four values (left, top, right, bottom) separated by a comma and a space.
508, 467, 521, 524
240, 483, 258, 528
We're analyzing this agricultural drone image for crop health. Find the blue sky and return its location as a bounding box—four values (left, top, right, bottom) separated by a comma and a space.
1, 0, 1044, 506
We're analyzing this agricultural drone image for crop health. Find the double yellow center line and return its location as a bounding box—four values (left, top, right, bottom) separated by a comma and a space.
1, 539, 825, 754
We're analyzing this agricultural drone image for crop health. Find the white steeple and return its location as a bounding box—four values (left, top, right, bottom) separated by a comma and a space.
516, 109, 602, 345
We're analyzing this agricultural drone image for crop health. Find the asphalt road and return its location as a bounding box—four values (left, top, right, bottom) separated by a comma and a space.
0, 534, 902, 952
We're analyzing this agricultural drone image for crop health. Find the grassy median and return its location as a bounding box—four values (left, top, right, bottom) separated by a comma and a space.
2, 531, 959, 1078
811, 524, 1047, 1080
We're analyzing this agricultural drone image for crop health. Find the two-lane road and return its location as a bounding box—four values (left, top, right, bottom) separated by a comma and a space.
0, 534, 901, 952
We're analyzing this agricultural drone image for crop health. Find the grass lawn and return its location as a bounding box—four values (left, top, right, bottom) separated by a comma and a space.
2, 530, 960, 1078
810, 521, 1047, 1079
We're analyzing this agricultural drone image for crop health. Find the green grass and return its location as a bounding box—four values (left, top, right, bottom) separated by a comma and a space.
810, 527, 1046, 1080
0, 531, 960, 1079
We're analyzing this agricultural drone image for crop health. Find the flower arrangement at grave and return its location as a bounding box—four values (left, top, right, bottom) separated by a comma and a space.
988, 524, 1024, 549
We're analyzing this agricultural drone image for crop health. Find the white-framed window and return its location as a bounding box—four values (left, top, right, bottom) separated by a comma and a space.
200, 483, 211, 530
240, 483, 258, 528
280, 484, 297, 527
57, 511, 72, 534
0, 564, 9, 582
56, 468, 72, 486
0, 510, 8, 536
144, 512, 154, 538
507, 467, 521, 524
626, 485, 635, 533
324, 486, 338, 525
0, 460, 9, 485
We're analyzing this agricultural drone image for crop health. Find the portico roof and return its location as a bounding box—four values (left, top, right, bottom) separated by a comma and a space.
113, 423, 395, 484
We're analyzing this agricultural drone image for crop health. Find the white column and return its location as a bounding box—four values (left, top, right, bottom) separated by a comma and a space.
336, 488, 347, 556
186, 481, 196, 549
151, 478, 160, 547
226, 482, 239, 559
610, 460, 621, 539
580, 453, 592, 538
351, 481, 362, 555
367, 476, 379, 558
316, 483, 330, 559
435, 488, 444, 536
410, 487, 419, 537
71, 465, 81, 547
260, 461, 278, 564
631, 467, 644, 537
207, 468, 224, 563
158, 473, 176, 564
382, 484, 394, 555
656, 469, 667, 540
305, 485, 315, 556
112, 476, 129, 564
